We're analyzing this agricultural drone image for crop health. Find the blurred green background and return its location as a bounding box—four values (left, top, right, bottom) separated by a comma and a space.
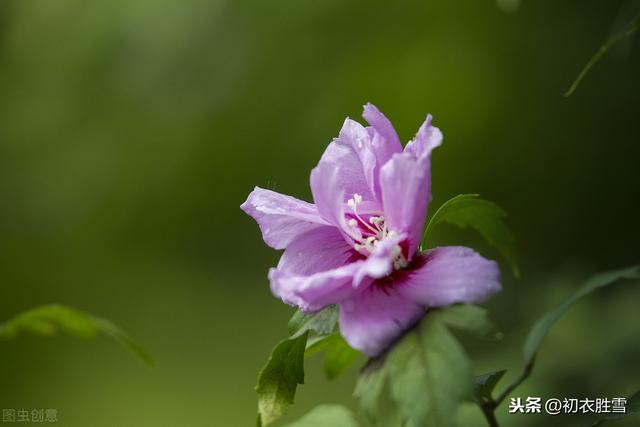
1, 0, 639, 426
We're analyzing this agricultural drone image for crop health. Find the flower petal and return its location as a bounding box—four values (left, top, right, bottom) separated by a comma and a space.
404, 114, 443, 159
276, 226, 358, 275
310, 162, 358, 244
338, 118, 379, 201
338, 286, 424, 357
270, 264, 361, 313
379, 152, 431, 256
362, 103, 402, 163
241, 187, 330, 249
314, 118, 378, 205
379, 115, 442, 256
396, 246, 501, 306
362, 104, 403, 200
269, 226, 363, 312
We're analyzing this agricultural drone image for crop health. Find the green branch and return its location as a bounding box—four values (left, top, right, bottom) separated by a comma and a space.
565, 15, 640, 97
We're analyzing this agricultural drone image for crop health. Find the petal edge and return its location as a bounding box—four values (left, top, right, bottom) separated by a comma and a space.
396, 246, 501, 307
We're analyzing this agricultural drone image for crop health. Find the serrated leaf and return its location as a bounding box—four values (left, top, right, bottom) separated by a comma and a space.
282, 404, 359, 427
288, 306, 338, 338
355, 305, 491, 427
473, 370, 507, 403
387, 312, 472, 427
523, 265, 640, 366
0, 304, 152, 365
354, 358, 402, 427
421, 194, 519, 277
354, 358, 386, 420
256, 332, 309, 426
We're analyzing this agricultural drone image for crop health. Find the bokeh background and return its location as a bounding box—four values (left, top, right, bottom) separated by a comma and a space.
1, 0, 639, 426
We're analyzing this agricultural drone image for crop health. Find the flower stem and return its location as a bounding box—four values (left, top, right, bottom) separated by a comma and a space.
480, 404, 500, 427
494, 358, 535, 406
564, 14, 640, 97
477, 358, 536, 427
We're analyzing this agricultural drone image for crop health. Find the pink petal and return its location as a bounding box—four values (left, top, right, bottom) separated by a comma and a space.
339, 118, 378, 201
379, 115, 442, 256
270, 264, 361, 314
379, 152, 431, 256
338, 286, 424, 357
313, 118, 378, 206
310, 162, 358, 245
269, 226, 363, 312
362, 103, 403, 163
404, 114, 443, 158
396, 246, 501, 306
276, 226, 358, 275
241, 187, 330, 249
362, 104, 403, 200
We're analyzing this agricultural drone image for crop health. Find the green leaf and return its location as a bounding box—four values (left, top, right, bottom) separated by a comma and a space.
256, 306, 347, 425
592, 391, 640, 426
0, 304, 152, 365
354, 358, 387, 421
282, 404, 359, 427
321, 333, 360, 380
421, 194, 519, 277
303, 334, 332, 356
435, 304, 494, 337
473, 370, 507, 403
523, 265, 640, 366
90, 317, 154, 366
355, 305, 491, 427
256, 332, 309, 426
565, 15, 640, 97
288, 306, 338, 338
304, 332, 360, 381
354, 358, 402, 427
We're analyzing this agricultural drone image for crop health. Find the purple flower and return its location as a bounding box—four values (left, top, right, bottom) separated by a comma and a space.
241, 104, 501, 357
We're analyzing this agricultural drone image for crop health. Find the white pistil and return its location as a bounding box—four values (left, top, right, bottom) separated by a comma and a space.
346, 193, 406, 271
393, 255, 409, 270
390, 245, 408, 269
347, 193, 362, 208
347, 193, 380, 235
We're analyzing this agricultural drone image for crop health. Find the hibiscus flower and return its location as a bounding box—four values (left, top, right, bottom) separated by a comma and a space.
241, 104, 501, 357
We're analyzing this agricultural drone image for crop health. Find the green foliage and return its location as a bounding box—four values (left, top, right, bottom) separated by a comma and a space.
592, 391, 640, 426
256, 332, 309, 427
473, 264, 640, 417
472, 370, 506, 403
256, 305, 352, 425
355, 305, 492, 427
421, 194, 519, 277
321, 334, 360, 381
565, 15, 640, 97
523, 265, 640, 366
354, 358, 391, 424
305, 332, 360, 380
288, 306, 338, 338
0, 304, 152, 365
290, 306, 358, 380
259, 267, 640, 427
282, 404, 359, 427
